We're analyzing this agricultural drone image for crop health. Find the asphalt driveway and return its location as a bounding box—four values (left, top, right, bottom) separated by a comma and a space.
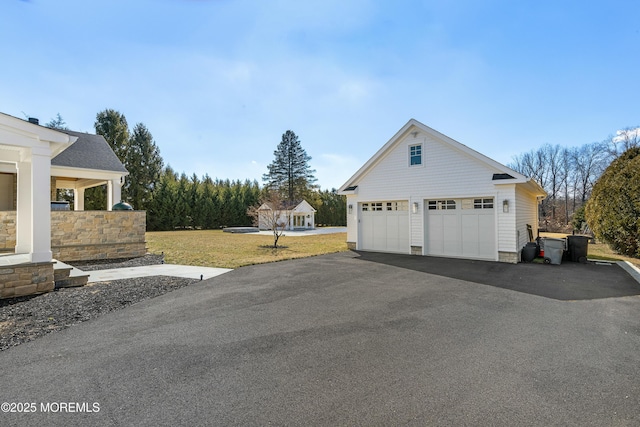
1, 251, 639, 426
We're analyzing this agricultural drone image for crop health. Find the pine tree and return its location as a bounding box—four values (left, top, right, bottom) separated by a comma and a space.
124, 123, 163, 210
45, 113, 68, 130
263, 130, 316, 204
94, 109, 130, 162
147, 166, 178, 231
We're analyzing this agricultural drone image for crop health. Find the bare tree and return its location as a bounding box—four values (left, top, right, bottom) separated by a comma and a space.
603, 127, 640, 160
573, 142, 607, 204
247, 192, 290, 248
544, 144, 563, 220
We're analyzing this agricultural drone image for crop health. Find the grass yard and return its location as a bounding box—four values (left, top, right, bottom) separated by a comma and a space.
146, 230, 348, 269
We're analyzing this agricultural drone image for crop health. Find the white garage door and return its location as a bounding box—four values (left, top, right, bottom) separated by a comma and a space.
359, 201, 410, 253
425, 198, 495, 260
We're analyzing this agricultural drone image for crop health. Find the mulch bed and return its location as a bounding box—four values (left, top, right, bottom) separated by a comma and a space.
0, 254, 198, 351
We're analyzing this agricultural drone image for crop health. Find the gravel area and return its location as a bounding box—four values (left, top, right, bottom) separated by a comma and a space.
0, 255, 199, 351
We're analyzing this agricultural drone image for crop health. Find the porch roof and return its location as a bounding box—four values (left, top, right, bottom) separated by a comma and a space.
52, 130, 127, 173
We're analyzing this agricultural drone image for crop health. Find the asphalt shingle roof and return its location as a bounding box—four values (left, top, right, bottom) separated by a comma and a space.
52, 130, 127, 173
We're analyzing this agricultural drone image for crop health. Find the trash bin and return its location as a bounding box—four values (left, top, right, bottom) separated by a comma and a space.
521, 242, 537, 262
567, 235, 589, 263
541, 237, 565, 265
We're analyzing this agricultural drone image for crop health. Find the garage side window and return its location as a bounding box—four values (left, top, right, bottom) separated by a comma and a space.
409, 144, 422, 166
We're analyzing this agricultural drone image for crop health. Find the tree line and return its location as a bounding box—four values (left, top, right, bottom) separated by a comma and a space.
146, 167, 346, 231
508, 127, 639, 231
47, 111, 346, 230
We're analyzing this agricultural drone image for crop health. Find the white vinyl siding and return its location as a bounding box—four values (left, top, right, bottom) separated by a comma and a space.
341, 121, 544, 262
354, 132, 502, 251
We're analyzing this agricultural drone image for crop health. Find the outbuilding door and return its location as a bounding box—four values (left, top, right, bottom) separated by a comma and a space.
425, 198, 495, 260
359, 201, 410, 253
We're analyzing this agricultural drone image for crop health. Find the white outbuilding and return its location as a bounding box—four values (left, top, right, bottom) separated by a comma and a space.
257, 200, 316, 231
338, 119, 546, 263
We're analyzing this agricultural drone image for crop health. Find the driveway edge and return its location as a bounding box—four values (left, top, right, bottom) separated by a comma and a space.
618, 261, 640, 285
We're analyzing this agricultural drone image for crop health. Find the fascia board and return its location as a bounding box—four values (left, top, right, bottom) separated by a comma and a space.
51, 165, 128, 181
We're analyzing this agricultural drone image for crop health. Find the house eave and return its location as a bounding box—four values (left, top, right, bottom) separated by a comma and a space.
51, 165, 129, 181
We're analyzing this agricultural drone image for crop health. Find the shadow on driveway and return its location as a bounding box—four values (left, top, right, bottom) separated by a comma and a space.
354, 251, 640, 301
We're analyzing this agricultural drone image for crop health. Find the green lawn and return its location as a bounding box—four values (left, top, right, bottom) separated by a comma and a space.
146, 230, 348, 269
147, 230, 640, 270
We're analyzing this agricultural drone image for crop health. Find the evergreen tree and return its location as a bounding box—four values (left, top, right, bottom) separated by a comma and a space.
173, 173, 191, 229
84, 185, 107, 210
147, 166, 178, 231
95, 109, 130, 162
45, 113, 68, 130
124, 123, 163, 210
263, 130, 316, 203
188, 173, 201, 228
199, 175, 218, 229
585, 147, 640, 257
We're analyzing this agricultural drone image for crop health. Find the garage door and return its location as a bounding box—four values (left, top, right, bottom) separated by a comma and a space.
359, 201, 410, 253
425, 198, 495, 260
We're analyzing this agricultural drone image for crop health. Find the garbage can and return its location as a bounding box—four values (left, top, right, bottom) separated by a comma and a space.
567, 235, 589, 263
521, 242, 537, 262
541, 237, 565, 265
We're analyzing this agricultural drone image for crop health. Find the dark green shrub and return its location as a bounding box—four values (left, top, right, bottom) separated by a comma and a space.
571, 205, 586, 232
585, 147, 640, 257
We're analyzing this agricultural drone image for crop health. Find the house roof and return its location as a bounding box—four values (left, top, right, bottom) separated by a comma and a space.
258, 199, 317, 212
0, 112, 76, 158
339, 118, 546, 196
52, 130, 128, 174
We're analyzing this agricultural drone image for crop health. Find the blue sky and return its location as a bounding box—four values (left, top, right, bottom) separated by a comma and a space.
2, 0, 638, 190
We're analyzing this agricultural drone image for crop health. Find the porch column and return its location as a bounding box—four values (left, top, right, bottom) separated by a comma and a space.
107, 178, 122, 211
74, 188, 85, 211
16, 148, 52, 262
15, 160, 32, 255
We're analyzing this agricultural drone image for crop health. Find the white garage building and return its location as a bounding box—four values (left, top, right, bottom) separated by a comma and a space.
338, 119, 546, 263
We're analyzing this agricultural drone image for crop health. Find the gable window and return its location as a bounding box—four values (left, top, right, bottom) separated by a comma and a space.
409, 144, 422, 166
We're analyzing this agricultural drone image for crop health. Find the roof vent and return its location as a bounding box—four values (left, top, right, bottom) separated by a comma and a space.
28, 117, 39, 125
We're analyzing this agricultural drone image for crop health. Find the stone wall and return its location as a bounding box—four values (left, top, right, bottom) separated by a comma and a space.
51, 211, 146, 261
0, 261, 54, 299
0, 210, 146, 261
498, 251, 519, 264
0, 211, 16, 253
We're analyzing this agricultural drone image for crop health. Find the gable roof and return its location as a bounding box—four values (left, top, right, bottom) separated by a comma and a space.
52, 130, 128, 174
258, 200, 316, 212
339, 118, 545, 196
